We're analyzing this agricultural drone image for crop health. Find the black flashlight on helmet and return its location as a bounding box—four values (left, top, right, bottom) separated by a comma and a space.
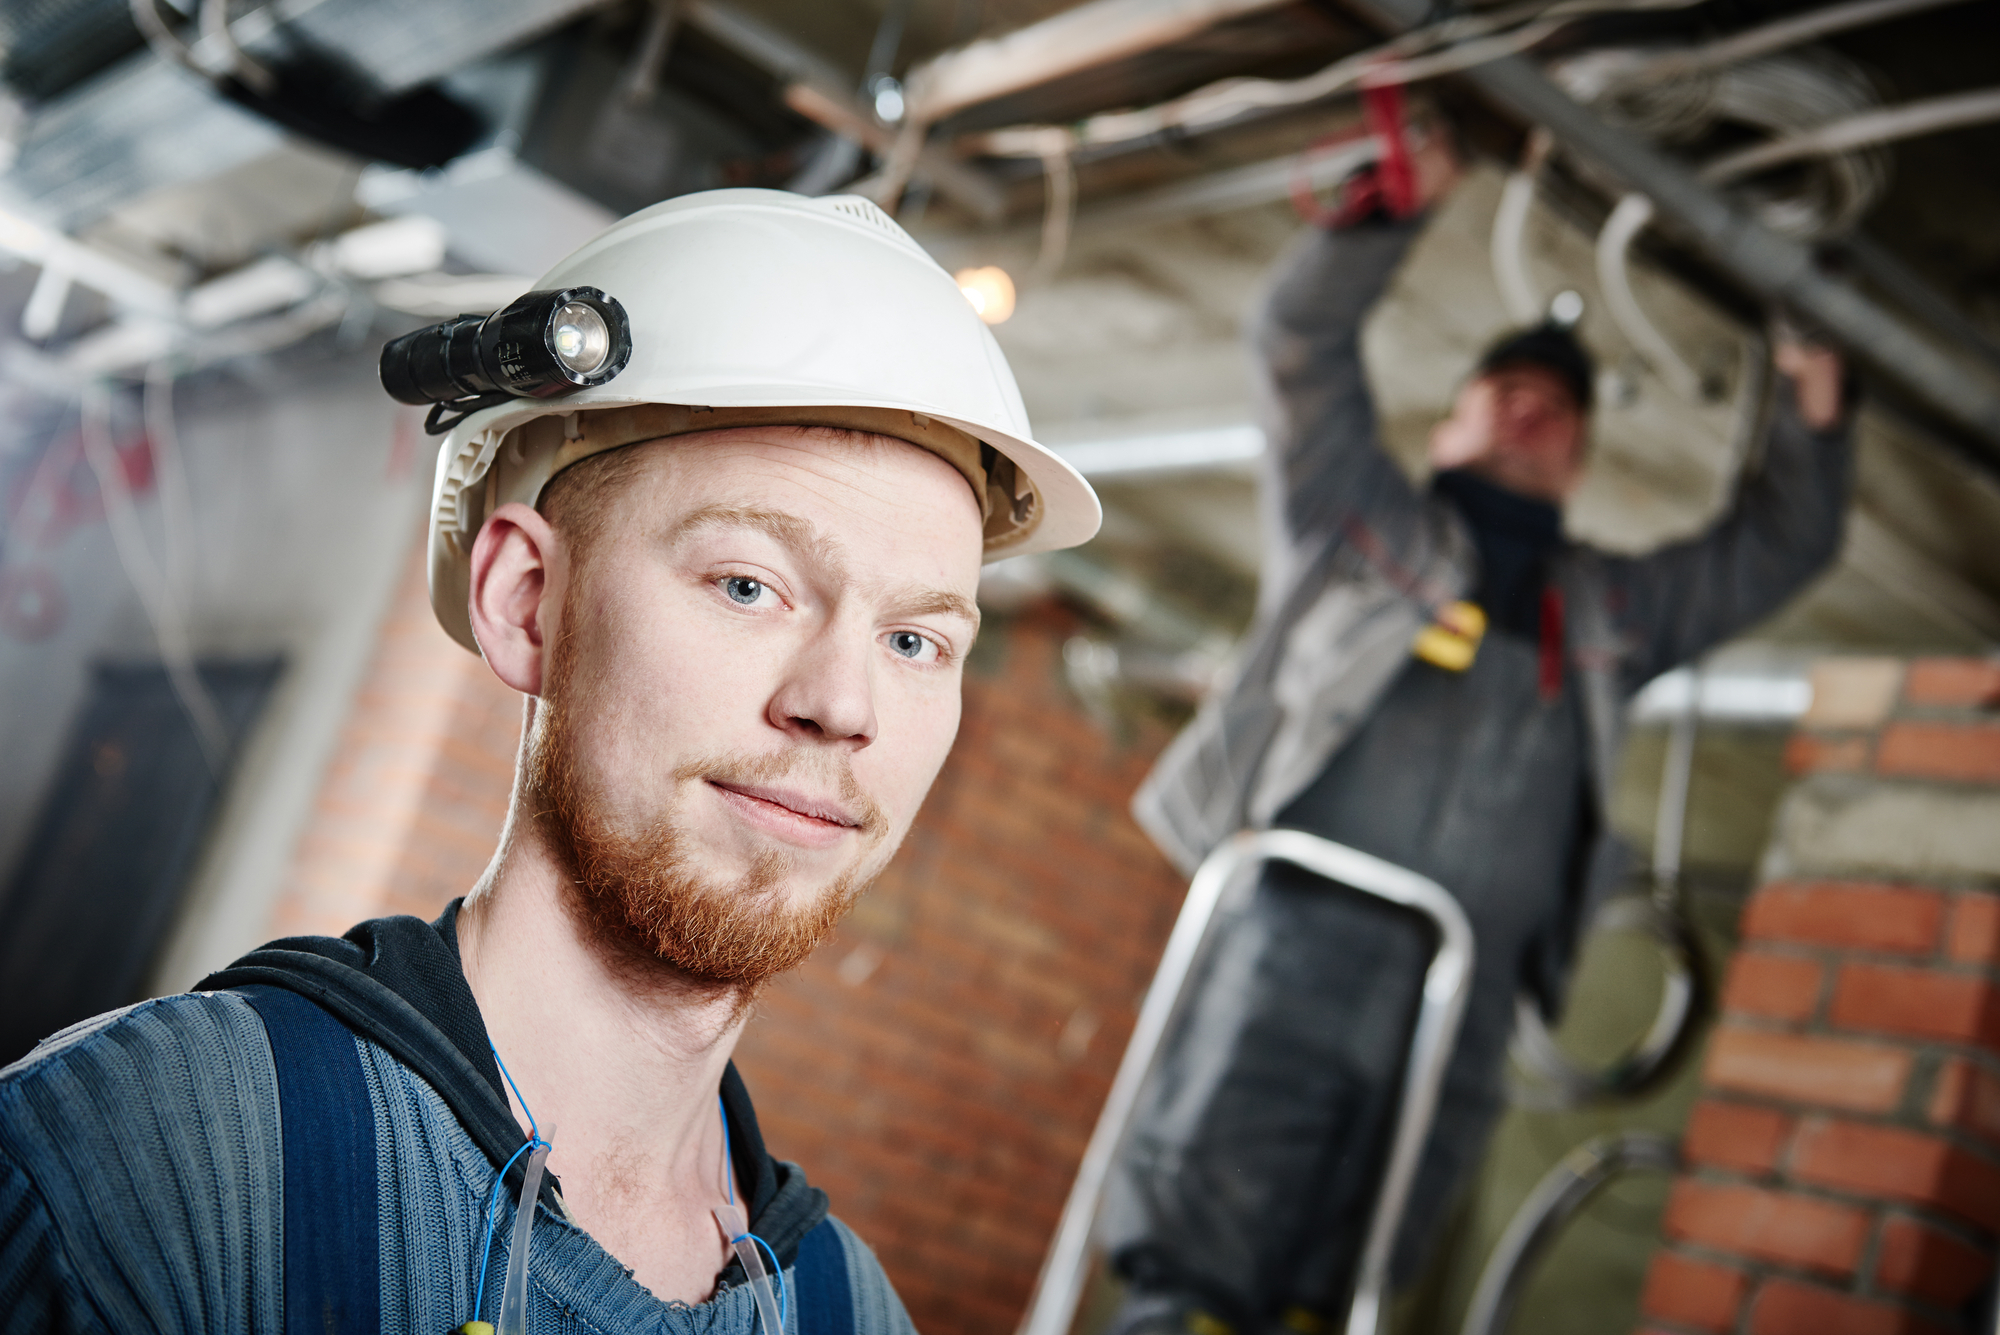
380, 286, 633, 434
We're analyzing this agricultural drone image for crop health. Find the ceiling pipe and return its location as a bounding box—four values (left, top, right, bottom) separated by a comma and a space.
1339, 0, 2000, 455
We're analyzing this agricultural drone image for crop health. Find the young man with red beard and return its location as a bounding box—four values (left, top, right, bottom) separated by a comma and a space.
0, 191, 1100, 1334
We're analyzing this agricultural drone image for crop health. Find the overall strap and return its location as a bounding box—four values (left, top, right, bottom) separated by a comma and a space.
237, 984, 382, 1335
792, 1219, 856, 1335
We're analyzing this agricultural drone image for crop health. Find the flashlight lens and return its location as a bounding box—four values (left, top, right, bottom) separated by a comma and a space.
551, 302, 610, 374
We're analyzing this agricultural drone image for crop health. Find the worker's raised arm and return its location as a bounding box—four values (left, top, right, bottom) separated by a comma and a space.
1604, 342, 1855, 685
1251, 220, 1424, 563
1250, 131, 1461, 592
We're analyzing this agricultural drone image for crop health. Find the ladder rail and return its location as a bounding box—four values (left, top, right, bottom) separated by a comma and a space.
1016, 828, 1477, 1335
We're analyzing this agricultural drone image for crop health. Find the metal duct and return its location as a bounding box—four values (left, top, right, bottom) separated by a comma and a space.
0, 0, 146, 102
2, 0, 607, 228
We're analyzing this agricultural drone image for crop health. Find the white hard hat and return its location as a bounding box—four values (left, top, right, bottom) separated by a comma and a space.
426, 188, 1101, 654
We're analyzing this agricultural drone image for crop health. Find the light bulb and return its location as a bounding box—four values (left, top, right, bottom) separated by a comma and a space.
872, 77, 906, 125
954, 266, 1016, 325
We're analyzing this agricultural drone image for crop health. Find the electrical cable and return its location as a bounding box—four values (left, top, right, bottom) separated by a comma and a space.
143, 362, 203, 681
1457, 1133, 1680, 1335
128, 0, 202, 78
961, 0, 1711, 158
1030, 131, 1076, 285
1588, 76, 2000, 408
956, 0, 1968, 202
197, 0, 276, 93
620, 0, 683, 107
130, 0, 275, 93
1702, 85, 2000, 183
1584, 49, 1893, 400
1626, 0, 1978, 86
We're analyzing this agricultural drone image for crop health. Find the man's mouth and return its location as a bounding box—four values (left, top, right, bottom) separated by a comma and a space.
707, 780, 865, 833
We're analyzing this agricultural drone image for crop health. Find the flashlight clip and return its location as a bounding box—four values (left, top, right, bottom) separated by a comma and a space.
424, 392, 515, 437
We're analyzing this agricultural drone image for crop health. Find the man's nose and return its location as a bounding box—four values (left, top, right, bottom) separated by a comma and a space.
767, 629, 878, 747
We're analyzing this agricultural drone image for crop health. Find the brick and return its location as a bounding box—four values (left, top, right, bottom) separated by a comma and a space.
1927, 1058, 2000, 1147
1874, 1215, 1994, 1309
1790, 1119, 2000, 1232
1903, 659, 2000, 709
1640, 1251, 1750, 1333
1724, 952, 1826, 1022
1663, 1180, 1869, 1275
1786, 732, 1872, 775
1704, 1026, 1912, 1113
1741, 882, 1944, 956
1750, 1278, 1949, 1335
1829, 963, 2000, 1046
1946, 893, 2000, 966
1683, 1100, 1798, 1176
1803, 658, 1904, 729
1877, 722, 2000, 783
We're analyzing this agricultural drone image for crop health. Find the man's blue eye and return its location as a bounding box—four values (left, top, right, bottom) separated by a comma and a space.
890, 631, 926, 659
725, 577, 762, 605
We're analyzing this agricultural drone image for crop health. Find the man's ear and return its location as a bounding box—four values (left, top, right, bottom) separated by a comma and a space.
468, 501, 566, 696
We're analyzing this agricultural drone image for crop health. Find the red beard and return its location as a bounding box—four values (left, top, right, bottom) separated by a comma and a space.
522, 624, 885, 993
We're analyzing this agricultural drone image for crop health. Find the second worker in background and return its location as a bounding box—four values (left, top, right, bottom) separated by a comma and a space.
1104, 130, 1853, 1334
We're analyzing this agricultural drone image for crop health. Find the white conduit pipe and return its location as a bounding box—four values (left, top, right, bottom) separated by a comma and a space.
1595, 194, 1705, 401
1490, 168, 1546, 326
1703, 86, 2000, 183
1599, 84, 2000, 405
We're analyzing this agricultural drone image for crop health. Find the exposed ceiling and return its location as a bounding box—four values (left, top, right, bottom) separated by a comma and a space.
0, 0, 1997, 713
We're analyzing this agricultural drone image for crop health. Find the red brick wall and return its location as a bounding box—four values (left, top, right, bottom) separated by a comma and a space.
274, 532, 1189, 1334
1641, 659, 2000, 1335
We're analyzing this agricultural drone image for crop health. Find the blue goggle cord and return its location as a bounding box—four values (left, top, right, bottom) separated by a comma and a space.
460, 1058, 787, 1335
460, 1043, 553, 1335
715, 1092, 787, 1334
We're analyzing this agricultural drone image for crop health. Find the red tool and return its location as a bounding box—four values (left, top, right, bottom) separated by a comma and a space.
1290, 73, 1424, 228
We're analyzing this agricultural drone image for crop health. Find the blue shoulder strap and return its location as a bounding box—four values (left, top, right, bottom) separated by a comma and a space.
237, 984, 381, 1335
793, 1219, 856, 1335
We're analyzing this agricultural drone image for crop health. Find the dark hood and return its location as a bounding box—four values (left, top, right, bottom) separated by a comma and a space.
198, 899, 828, 1265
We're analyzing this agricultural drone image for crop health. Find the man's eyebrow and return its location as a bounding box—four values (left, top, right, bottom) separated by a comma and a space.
896, 589, 981, 627
669, 503, 820, 552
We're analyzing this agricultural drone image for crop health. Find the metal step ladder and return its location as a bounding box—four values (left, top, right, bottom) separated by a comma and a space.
1017, 828, 1477, 1335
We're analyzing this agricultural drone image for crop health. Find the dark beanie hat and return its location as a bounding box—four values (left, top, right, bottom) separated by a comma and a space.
1476, 322, 1596, 412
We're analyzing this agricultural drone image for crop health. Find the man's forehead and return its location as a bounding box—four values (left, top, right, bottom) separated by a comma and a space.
630, 424, 974, 496
1481, 362, 1578, 399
